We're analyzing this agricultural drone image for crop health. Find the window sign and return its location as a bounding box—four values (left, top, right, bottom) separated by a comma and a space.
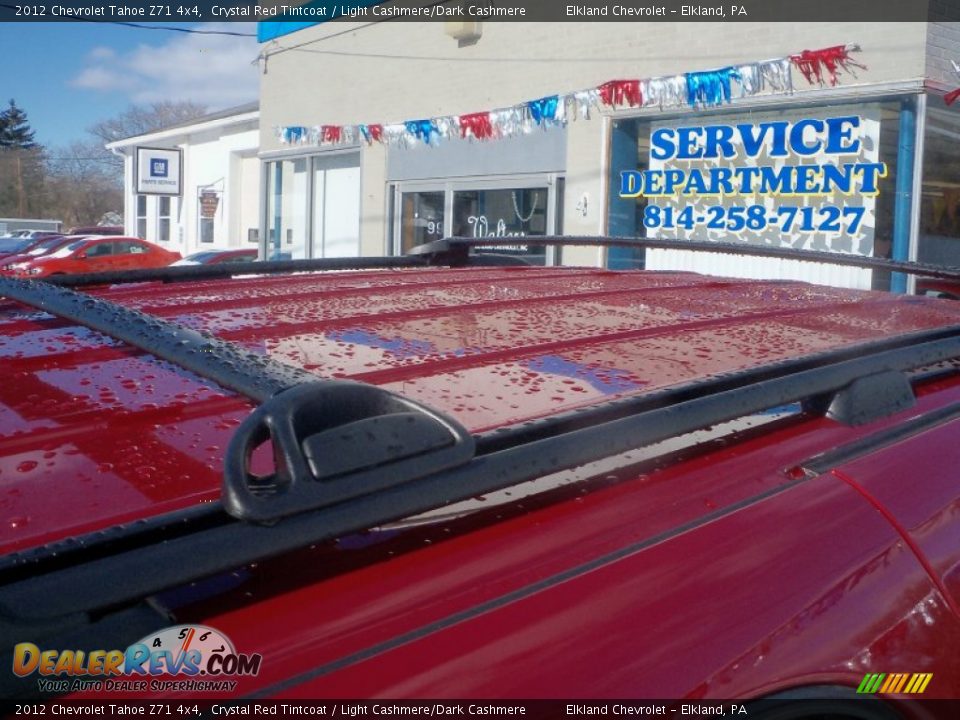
619, 108, 885, 256
452, 188, 549, 263
135, 147, 182, 196
452, 188, 548, 240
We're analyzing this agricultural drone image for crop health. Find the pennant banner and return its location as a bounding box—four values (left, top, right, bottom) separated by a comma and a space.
790, 44, 866, 86
686, 67, 740, 107
277, 44, 866, 149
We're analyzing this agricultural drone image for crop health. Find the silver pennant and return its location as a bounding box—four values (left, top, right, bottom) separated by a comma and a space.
642, 76, 687, 109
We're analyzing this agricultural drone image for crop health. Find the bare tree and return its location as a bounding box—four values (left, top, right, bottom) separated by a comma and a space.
0, 148, 46, 218
38, 101, 208, 226
89, 101, 208, 146
44, 140, 123, 227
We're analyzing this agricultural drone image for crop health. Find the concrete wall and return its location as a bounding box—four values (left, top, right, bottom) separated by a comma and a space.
926, 21, 960, 89
181, 127, 259, 254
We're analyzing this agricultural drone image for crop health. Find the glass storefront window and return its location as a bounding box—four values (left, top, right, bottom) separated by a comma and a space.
136, 195, 147, 240
918, 101, 960, 277
391, 182, 557, 264
399, 191, 444, 254
452, 188, 548, 239
266, 158, 309, 260
453, 187, 549, 265
158, 196, 171, 243
265, 155, 360, 260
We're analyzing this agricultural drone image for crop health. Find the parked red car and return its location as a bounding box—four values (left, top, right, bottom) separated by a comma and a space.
4, 236, 180, 277
0, 238, 959, 713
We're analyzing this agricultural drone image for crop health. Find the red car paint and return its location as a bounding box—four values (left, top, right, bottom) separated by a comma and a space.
5, 236, 180, 277
917, 277, 960, 300
2, 266, 960, 704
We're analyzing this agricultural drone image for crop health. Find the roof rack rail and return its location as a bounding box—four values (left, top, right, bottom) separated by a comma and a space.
411, 235, 960, 281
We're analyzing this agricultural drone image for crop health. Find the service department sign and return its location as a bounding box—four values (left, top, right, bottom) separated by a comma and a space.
620, 106, 885, 257
135, 146, 182, 196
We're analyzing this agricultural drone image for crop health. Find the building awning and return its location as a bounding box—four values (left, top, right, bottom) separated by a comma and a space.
257, 1, 388, 41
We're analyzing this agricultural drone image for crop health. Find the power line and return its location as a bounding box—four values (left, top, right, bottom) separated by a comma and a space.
103, 21, 256, 37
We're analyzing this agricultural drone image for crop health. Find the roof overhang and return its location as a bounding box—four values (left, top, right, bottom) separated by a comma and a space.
106, 109, 260, 152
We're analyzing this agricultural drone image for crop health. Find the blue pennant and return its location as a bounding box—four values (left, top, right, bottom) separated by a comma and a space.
405, 119, 439, 145
685, 68, 740, 107
283, 126, 307, 143
527, 95, 560, 126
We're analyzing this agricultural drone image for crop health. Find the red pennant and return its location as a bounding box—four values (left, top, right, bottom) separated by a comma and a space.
321, 126, 342, 143
946, 88, 960, 106
459, 112, 494, 140
367, 124, 383, 142
598, 80, 642, 107
790, 45, 867, 86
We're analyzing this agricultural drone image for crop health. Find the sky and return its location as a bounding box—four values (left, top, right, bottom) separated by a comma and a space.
0, 22, 260, 149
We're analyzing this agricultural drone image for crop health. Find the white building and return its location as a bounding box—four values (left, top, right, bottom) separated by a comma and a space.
106, 102, 261, 257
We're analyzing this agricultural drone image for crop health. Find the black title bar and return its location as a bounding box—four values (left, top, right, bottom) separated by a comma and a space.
0, 0, 957, 24
5, 700, 960, 718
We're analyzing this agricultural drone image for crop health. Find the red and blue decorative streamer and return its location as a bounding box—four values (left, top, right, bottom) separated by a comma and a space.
405, 119, 440, 145
459, 112, 495, 140
277, 44, 867, 149
685, 67, 740, 107
598, 80, 642, 107
790, 45, 866, 86
526, 96, 560, 126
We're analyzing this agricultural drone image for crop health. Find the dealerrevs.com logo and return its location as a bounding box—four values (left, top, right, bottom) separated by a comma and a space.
12, 625, 262, 694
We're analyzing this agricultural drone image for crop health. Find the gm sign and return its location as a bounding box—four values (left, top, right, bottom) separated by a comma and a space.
136, 147, 182, 196
150, 159, 169, 178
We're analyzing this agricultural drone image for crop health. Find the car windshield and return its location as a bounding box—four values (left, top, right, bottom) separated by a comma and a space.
27, 237, 71, 256
183, 252, 219, 263
45, 240, 89, 259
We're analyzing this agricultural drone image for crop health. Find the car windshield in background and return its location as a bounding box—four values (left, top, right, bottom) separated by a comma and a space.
46, 240, 87, 259
183, 252, 220, 263
27, 237, 70, 256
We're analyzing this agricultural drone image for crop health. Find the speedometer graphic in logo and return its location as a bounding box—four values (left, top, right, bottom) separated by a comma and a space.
130, 624, 239, 675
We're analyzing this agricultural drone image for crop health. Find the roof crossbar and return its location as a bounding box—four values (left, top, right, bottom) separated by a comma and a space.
44, 255, 428, 288
411, 235, 960, 281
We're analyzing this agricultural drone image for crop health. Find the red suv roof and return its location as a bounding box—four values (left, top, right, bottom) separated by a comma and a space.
3, 265, 960, 555
3, 250, 960, 701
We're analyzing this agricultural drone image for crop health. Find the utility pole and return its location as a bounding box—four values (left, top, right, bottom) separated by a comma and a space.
16, 152, 25, 216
